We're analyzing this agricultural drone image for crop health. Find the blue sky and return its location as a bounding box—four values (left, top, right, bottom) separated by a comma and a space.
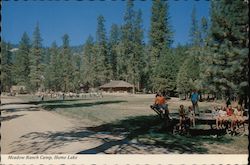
2, 1, 210, 47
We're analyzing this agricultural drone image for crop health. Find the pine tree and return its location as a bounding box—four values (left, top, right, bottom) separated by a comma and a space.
127, 9, 144, 93
82, 35, 95, 87
117, 1, 146, 93
108, 24, 121, 80
116, 41, 127, 81
95, 15, 110, 86
43, 47, 50, 65
72, 53, 82, 92
13, 32, 31, 86
140, 45, 151, 92
200, 17, 208, 46
44, 42, 59, 91
149, 0, 173, 92
189, 6, 202, 46
133, 10, 145, 91
199, 0, 220, 96
182, 5, 204, 94
119, 0, 135, 83
61, 34, 74, 92
203, 0, 248, 105
154, 49, 178, 94
176, 58, 192, 99
29, 24, 43, 92
1, 41, 13, 92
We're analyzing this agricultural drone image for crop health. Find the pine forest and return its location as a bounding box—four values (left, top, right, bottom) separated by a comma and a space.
1, 0, 249, 107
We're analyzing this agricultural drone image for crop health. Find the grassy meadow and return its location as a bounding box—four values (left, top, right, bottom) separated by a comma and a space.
15, 94, 248, 154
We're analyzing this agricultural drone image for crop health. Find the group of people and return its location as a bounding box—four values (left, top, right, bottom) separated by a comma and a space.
214, 104, 246, 131
177, 103, 246, 132
178, 105, 196, 130
179, 105, 245, 131
152, 90, 246, 133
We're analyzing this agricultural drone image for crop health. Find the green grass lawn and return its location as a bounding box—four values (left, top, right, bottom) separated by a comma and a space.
41, 95, 156, 125
17, 94, 248, 154
19, 94, 223, 125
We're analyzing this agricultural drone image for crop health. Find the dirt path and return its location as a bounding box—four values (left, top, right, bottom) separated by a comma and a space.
1, 97, 126, 154
1, 105, 169, 154
0, 96, 173, 154
2, 96, 244, 154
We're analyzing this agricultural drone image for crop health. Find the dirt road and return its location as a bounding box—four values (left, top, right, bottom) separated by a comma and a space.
1, 97, 167, 154
2, 96, 246, 154
1, 97, 127, 154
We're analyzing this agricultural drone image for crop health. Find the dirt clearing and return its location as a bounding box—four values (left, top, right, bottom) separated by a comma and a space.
1, 94, 248, 154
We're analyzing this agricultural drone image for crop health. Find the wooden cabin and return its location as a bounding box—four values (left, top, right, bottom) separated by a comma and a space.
99, 80, 133, 93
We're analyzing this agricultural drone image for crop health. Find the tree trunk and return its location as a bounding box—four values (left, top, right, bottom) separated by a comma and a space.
132, 85, 135, 94
137, 82, 140, 92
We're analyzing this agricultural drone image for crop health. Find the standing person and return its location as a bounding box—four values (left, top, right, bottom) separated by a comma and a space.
191, 90, 199, 115
41, 93, 44, 101
62, 93, 65, 100
187, 106, 195, 127
178, 105, 186, 130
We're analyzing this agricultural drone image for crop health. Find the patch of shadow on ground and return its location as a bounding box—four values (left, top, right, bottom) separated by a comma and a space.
83, 115, 233, 154
8, 115, 234, 154
1, 108, 40, 113
41, 100, 127, 110
9, 127, 97, 154
1, 98, 91, 106
76, 139, 129, 154
0, 114, 25, 122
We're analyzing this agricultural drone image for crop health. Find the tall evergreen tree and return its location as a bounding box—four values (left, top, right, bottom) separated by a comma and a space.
44, 42, 60, 91
154, 49, 178, 95
119, 0, 135, 83
149, 0, 173, 92
118, 1, 146, 93
61, 34, 74, 92
135, 10, 145, 91
43, 47, 50, 65
72, 53, 82, 91
1, 41, 13, 92
181, 5, 204, 94
29, 24, 43, 91
13, 32, 31, 86
108, 24, 121, 80
116, 41, 127, 81
128, 9, 144, 92
203, 0, 249, 105
189, 6, 202, 46
95, 15, 110, 86
82, 35, 95, 86
200, 17, 208, 46
176, 58, 192, 99
140, 45, 151, 92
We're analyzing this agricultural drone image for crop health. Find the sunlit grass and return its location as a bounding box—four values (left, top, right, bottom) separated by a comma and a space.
15, 94, 248, 154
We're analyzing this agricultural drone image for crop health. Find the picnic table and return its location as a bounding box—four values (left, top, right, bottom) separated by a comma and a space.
150, 105, 248, 135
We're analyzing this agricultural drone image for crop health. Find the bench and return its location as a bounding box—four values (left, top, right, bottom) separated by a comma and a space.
150, 105, 248, 135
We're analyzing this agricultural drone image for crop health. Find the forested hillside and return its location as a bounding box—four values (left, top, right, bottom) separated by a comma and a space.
1, 0, 248, 106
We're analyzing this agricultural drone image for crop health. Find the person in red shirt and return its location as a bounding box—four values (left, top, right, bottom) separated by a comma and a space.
226, 105, 234, 116
226, 105, 237, 132
154, 92, 168, 118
